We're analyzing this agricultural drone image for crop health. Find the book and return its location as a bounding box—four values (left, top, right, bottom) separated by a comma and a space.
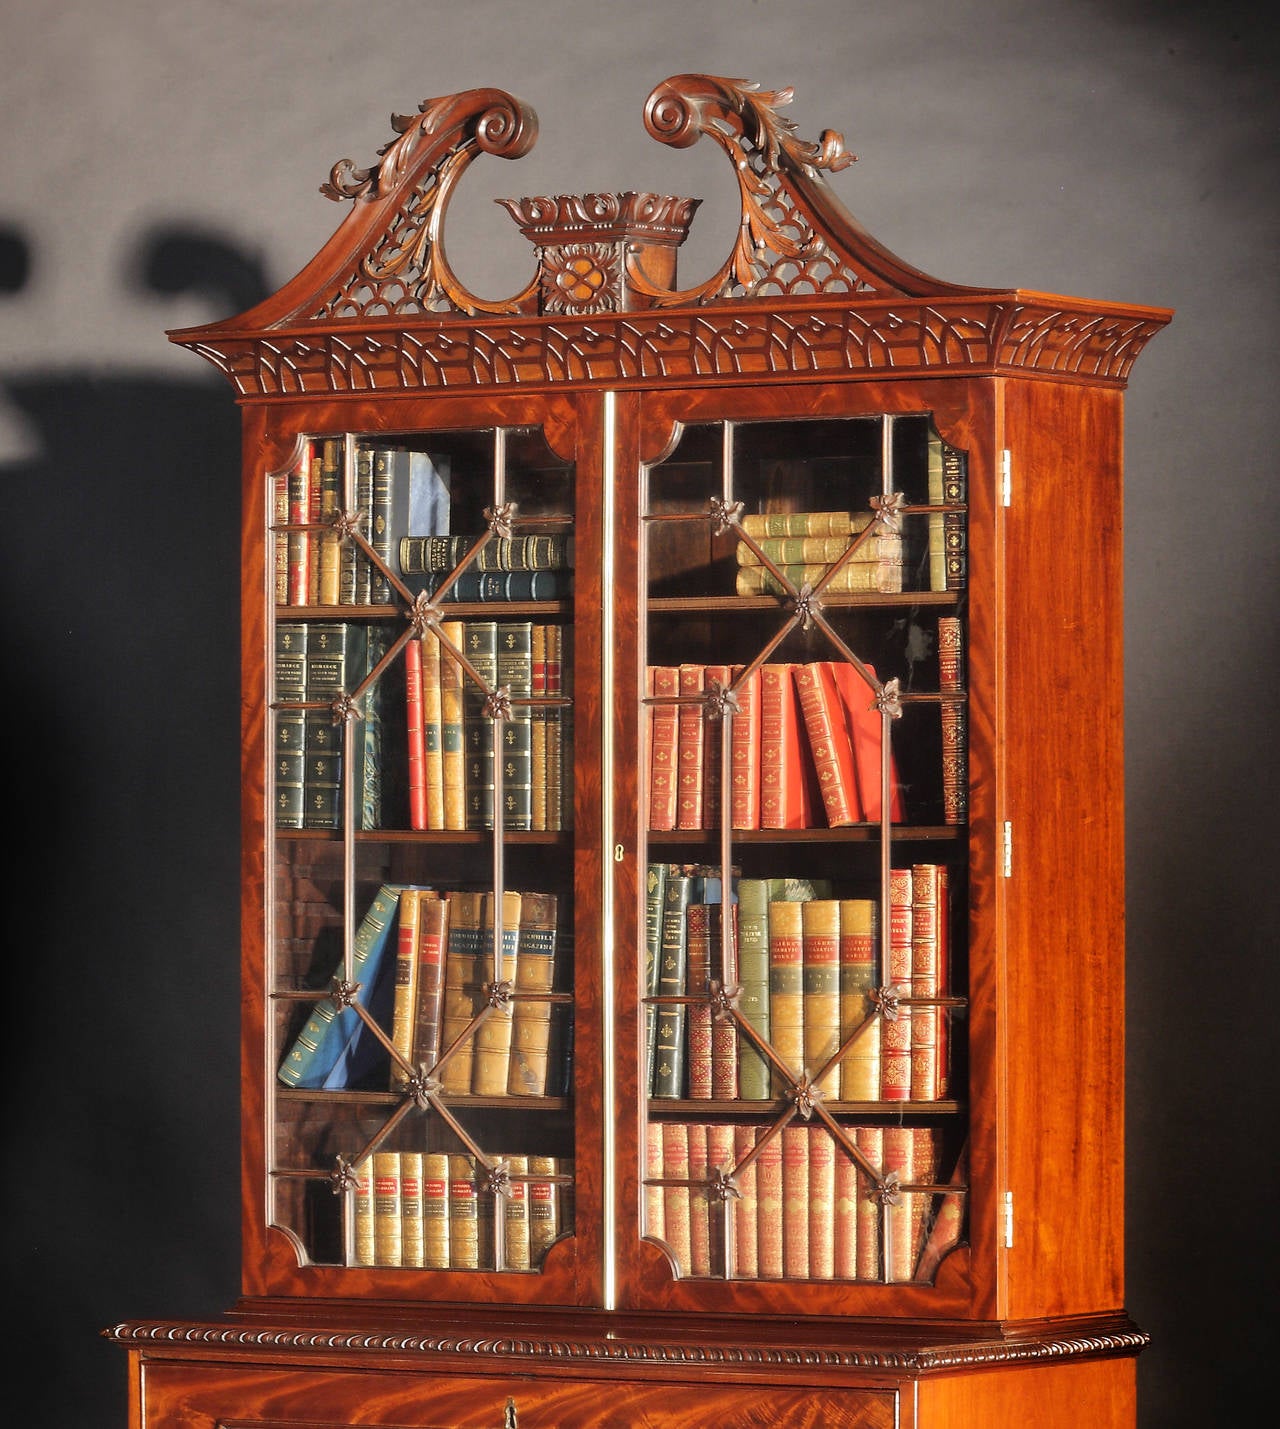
286, 441, 312, 607
709, 901, 740, 1100
502, 1153, 531, 1271
528, 1154, 561, 1267
794, 661, 862, 828
767, 898, 805, 1092
882, 1126, 916, 1282
400, 1150, 425, 1268
940, 437, 968, 591
652, 870, 701, 1098
735, 560, 904, 596
368, 446, 401, 604
735, 526, 903, 567
702, 663, 732, 828
408, 892, 450, 1075
838, 898, 880, 1101
400, 531, 572, 574
530, 623, 548, 832
507, 892, 559, 1096
910, 863, 950, 1101
706, 1120, 736, 1275
675, 663, 706, 829
660, 1122, 692, 1275
447, 1153, 480, 1269
684, 899, 714, 1099
644, 1120, 665, 1242
687, 1121, 712, 1276
729, 663, 762, 830
780, 1123, 810, 1278
855, 1125, 883, 1281
272, 468, 289, 606
801, 898, 842, 1097
356, 622, 396, 830
938, 614, 968, 825
463, 619, 499, 830
352, 1157, 375, 1267
273, 620, 307, 829
833, 1139, 860, 1279
734, 877, 773, 1101
411, 569, 570, 602
543, 622, 568, 831
832, 660, 905, 824
404, 636, 426, 829
740, 510, 861, 538
642, 862, 669, 1094
731, 1123, 758, 1278
438, 619, 468, 830
437, 890, 487, 1095
469, 889, 524, 1095
421, 1152, 451, 1269
316, 436, 343, 606
302, 621, 364, 829
388, 888, 425, 1090
880, 868, 914, 1101
420, 625, 445, 829
647, 665, 680, 831
277, 882, 406, 1089
497, 619, 533, 830
372, 1150, 403, 1267
352, 447, 374, 604
754, 1131, 784, 1279
808, 1125, 836, 1279
759, 663, 817, 829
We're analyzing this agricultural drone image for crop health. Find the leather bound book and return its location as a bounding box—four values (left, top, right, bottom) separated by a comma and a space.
735, 878, 773, 1101
833, 1138, 860, 1280
470, 890, 523, 1095
879, 869, 914, 1102
855, 1124, 884, 1281
676, 662, 706, 830
372, 1150, 403, 1268
767, 898, 805, 1094
421, 1153, 450, 1269
388, 888, 424, 1090
506, 891, 558, 1097
687, 1121, 712, 1276
447, 1153, 480, 1270
729, 663, 762, 830
731, 1123, 759, 1279
647, 665, 680, 831
437, 890, 486, 1095
780, 1123, 810, 1279
807, 1124, 836, 1280
399, 1151, 424, 1268
754, 1130, 784, 1279
838, 898, 880, 1102
409, 893, 449, 1076
794, 662, 862, 827
502, 1153, 531, 1272
438, 620, 467, 830
801, 898, 842, 1098
660, 1122, 692, 1276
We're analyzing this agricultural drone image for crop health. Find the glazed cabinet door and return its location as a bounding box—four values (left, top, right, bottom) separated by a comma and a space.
249, 391, 604, 1307
612, 380, 992, 1319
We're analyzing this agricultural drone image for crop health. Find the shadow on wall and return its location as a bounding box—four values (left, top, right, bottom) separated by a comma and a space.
0, 224, 262, 1429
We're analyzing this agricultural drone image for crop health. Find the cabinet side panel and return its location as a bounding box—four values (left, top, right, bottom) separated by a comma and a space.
915, 1355, 1136, 1428
999, 379, 1127, 1319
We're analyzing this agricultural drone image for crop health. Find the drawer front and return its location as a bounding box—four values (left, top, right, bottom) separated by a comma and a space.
140, 1360, 898, 1429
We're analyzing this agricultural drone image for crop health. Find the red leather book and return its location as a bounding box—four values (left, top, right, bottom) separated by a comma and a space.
676, 663, 706, 829
794, 661, 862, 827
855, 1125, 883, 1281
833, 660, 905, 823
938, 614, 968, 825
410, 892, 449, 1077
648, 665, 680, 831
707, 1120, 736, 1275
687, 1121, 712, 1276
754, 1131, 784, 1279
660, 1121, 692, 1276
389, 888, 424, 1089
709, 902, 740, 1100
781, 1123, 810, 1279
702, 663, 733, 828
882, 1126, 915, 1282
729, 663, 762, 830
731, 1123, 759, 1278
880, 868, 914, 1101
759, 664, 817, 829
684, 900, 714, 1099
807, 1125, 837, 1280
833, 1138, 860, 1279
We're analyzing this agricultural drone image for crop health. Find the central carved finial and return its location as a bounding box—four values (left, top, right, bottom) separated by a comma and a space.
498, 191, 700, 315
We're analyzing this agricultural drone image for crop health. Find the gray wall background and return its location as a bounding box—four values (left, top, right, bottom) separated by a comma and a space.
4, 3, 1274, 1426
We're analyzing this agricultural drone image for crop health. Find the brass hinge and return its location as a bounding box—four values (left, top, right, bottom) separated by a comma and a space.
1001, 449, 1012, 506
1002, 820, 1013, 879
1003, 1190, 1014, 1249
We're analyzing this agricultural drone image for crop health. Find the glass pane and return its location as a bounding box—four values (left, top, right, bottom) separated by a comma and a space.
640, 412, 968, 1287
268, 425, 576, 1274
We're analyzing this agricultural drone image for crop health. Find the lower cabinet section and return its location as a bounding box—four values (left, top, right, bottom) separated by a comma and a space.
136, 1363, 897, 1429
113, 1317, 1143, 1429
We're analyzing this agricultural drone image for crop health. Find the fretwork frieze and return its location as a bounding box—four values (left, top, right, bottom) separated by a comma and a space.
188, 299, 1167, 398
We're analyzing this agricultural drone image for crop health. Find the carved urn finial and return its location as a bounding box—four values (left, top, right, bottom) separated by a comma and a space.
497, 191, 700, 315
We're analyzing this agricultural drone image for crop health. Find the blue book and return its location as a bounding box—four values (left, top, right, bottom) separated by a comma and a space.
277, 883, 406, 1089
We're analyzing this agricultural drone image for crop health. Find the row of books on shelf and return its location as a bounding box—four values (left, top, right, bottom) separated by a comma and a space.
648, 626, 966, 832
278, 883, 571, 1099
275, 437, 577, 609
406, 619, 571, 832
351, 1150, 572, 1271
645, 1120, 964, 1283
273, 617, 573, 833
646, 864, 953, 1105
733, 510, 911, 596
